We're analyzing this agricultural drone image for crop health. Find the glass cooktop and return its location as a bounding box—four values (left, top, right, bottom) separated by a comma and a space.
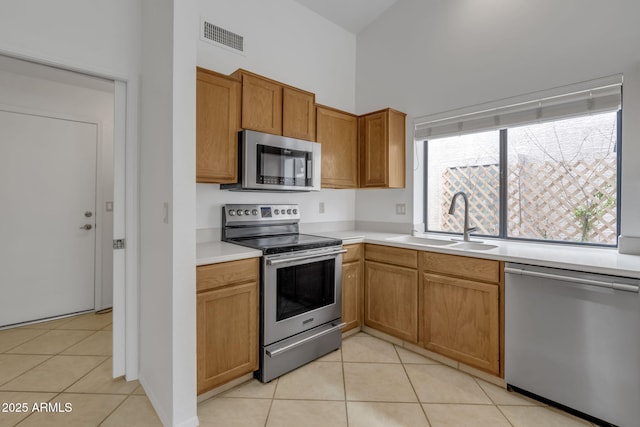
225, 233, 342, 255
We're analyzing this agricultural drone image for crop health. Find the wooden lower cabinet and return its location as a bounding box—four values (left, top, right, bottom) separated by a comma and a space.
364, 259, 418, 343
421, 272, 500, 375
196, 259, 259, 394
342, 244, 363, 332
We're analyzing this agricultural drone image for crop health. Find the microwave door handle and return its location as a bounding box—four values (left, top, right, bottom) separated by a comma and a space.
266, 249, 347, 266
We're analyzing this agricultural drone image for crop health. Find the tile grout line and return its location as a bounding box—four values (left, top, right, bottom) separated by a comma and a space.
96, 393, 131, 426
0, 329, 49, 354
0, 314, 119, 426
0, 354, 55, 389
341, 345, 349, 427
393, 344, 433, 427
262, 375, 280, 427
471, 376, 516, 427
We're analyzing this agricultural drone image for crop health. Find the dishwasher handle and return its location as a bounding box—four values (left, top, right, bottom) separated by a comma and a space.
504, 267, 640, 293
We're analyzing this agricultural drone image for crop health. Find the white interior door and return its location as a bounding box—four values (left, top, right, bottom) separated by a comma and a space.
0, 109, 97, 327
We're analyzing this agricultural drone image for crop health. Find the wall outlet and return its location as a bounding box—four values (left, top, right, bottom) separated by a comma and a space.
319, 202, 325, 214
396, 203, 406, 215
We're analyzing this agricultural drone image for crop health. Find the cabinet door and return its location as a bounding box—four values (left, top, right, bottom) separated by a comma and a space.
365, 261, 418, 343
359, 109, 406, 188
196, 69, 241, 183
197, 281, 258, 394
283, 87, 315, 141
241, 73, 283, 135
316, 106, 358, 188
422, 273, 499, 375
342, 261, 363, 332
359, 110, 388, 188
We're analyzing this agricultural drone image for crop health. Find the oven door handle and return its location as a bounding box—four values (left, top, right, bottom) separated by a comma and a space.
266, 249, 347, 266
266, 322, 346, 358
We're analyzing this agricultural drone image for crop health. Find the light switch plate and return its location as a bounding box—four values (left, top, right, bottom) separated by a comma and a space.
396, 203, 406, 215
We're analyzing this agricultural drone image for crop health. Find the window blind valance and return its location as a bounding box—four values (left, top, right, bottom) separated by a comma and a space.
414, 75, 622, 140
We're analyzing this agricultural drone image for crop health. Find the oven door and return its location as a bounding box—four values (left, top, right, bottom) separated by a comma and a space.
262, 246, 344, 345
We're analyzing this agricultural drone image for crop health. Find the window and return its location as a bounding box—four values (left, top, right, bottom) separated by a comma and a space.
426, 130, 500, 236
507, 113, 618, 244
420, 78, 621, 246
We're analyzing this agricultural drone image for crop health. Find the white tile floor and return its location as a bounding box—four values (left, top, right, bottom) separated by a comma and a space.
0, 312, 159, 427
1, 314, 595, 426
198, 333, 596, 427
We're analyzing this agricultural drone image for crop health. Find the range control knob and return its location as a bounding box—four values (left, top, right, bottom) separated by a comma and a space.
244, 209, 250, 215
287, 209, 292, 214
292, 209, 298, 214
228, 210, 236, 216
274, 209, 279, 215
236, 209, 243, 216
251, 209, 258, 216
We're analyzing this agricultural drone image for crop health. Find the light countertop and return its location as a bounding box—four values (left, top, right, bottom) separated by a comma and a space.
196, 241, 262, 266
315, 230, 640, 278
196, 230, 640, 278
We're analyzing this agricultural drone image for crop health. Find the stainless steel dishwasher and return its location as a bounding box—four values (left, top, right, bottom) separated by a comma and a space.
505, 262, 640, 427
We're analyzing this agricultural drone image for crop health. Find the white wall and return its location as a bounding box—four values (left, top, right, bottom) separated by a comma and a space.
139, 0, 175, 423
0, 2, 200, 426
196, 0, 357, 236
139, 0, 198, 425
356, 0, 640, 239
0, 0, 142, 379
198, 0, 356, 111
171, 0, 198, 425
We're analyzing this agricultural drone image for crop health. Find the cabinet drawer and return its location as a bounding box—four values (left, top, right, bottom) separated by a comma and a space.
421, 252, 499, 283
343, 244, 362, 263
197, 258, 259, 293
365, 244, 417, 269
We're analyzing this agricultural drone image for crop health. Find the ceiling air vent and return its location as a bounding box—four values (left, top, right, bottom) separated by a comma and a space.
201, 19, 244, 54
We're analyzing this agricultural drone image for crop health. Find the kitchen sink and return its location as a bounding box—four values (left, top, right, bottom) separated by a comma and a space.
385, 235, 456, 246
450, 242, 498, 251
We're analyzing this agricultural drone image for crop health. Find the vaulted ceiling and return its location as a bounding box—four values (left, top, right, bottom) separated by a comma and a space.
293, 0, 398, 34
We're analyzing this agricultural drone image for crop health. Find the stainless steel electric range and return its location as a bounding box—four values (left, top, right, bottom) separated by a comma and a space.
222, 204, 345, 383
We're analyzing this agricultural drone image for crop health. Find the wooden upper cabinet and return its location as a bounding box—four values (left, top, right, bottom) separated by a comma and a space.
316, 105, 358, 188
237, 72, 283, 135
359, 108, 406, 188
232, 69, 316, 141
283, 87, 315, 141
196, 67, 241, 183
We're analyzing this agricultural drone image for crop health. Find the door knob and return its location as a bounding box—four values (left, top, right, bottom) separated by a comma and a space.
80, 224, 93, 230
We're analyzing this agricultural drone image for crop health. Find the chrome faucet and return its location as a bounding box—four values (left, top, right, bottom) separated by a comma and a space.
448, 191, 477, 242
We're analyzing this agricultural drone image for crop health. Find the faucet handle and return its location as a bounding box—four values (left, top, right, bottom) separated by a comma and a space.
467, 226, 478, 233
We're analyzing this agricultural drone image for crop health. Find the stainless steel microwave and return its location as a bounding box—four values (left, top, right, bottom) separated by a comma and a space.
221, 130, 321, 192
